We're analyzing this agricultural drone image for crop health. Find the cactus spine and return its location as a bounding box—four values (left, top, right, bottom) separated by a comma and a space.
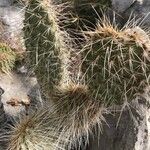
80, 19, 150, 105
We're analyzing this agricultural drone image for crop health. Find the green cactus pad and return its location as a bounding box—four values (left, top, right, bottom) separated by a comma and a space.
24, 0, 71, 96
81, 21, 150, 105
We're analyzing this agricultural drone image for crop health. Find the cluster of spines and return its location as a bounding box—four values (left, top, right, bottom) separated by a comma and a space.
53, 83, 106, 144
5, 109, 69, 150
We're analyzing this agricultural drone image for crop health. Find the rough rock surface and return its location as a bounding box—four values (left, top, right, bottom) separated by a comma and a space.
0, 0, 14, 6
0, 4, 25, 55
0, 71, 41, 116
112, 0, 150, 25
86, 93, 150, 150
112, 0, 135, 12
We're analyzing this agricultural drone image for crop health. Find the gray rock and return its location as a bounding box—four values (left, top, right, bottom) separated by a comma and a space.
112, 0, 135, 13
86, 87, 150, 150
0, 71, 42, 117
0, 5, 26, 54
112, 0, 150, 26
0, 87, 6, 124
0, 0, 14, 7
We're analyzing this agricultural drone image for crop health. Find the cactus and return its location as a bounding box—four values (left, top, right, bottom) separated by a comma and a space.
0, 43, 16, 74
80, 19, 150, 105
24, 0, 70, 96
6, 109, 68, 150
1, 0, 150, 149
57, 0, 112, 47
24, 0, 106, 148
66, 0, 111, 27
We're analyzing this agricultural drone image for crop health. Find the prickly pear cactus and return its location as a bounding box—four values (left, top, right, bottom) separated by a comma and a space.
1, 0, 150, 150
80, 20, 150, 105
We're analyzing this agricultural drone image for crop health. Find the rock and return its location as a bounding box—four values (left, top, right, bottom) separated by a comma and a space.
0, 87, 7, 150
0, 72, 41, 117
0, 0, 14, 7
86, 88, 150, 150
0, 6, 25, 54
111, 0, 150, 26
112, 0, 135, 12
0, 87, 6, 124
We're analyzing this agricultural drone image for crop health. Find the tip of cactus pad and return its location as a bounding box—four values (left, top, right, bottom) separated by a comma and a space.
6, 109, 69, 150
53, 83, 107, 147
